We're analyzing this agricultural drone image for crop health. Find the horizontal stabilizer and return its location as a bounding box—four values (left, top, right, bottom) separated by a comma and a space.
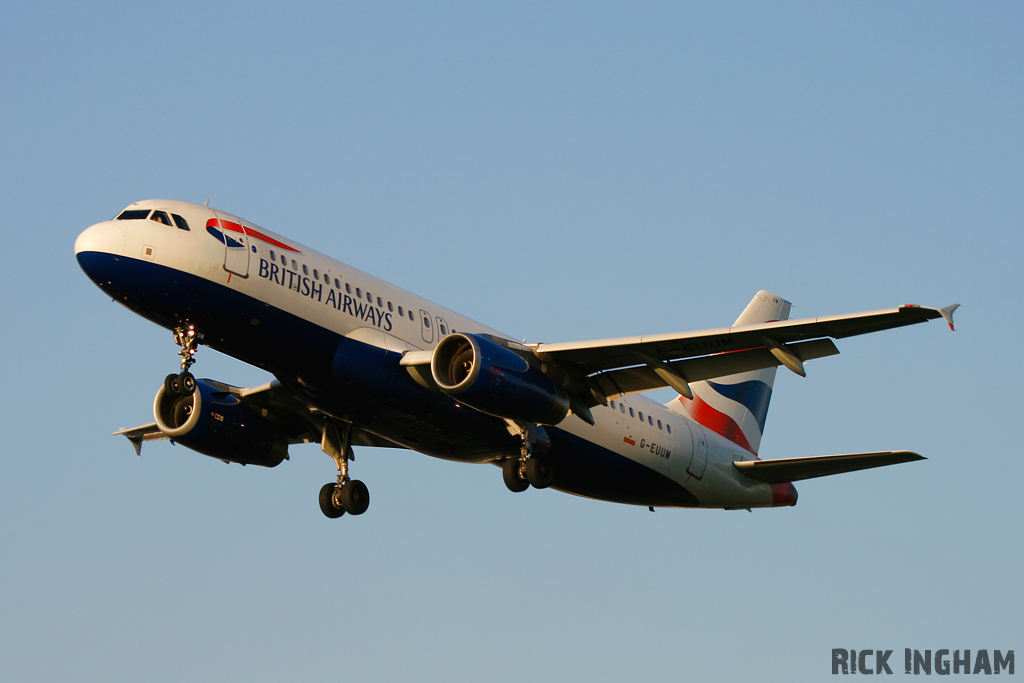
733, 450, 924, 483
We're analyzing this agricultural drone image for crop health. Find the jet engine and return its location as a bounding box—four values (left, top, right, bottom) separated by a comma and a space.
153, 379, 289, 467
431, 333, 569, 425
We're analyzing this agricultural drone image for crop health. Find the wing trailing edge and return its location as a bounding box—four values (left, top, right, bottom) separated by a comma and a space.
733, 450, 925, 483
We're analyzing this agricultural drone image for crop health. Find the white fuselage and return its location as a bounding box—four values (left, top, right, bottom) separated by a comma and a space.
76, 199, 790, 509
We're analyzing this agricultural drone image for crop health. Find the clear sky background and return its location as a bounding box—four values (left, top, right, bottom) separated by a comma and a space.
2, 2, 1021, 681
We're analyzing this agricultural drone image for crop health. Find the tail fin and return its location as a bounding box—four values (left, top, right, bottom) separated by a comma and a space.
667, 291, 792, 455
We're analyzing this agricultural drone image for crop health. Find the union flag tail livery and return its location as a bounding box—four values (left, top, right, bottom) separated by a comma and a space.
75, 199, 956, 519
669, 291, 790, 456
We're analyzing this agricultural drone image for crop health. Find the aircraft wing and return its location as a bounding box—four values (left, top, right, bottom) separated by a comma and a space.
532, 303, 958, 400
733, 450, 925, 483
113, 380, 407, 455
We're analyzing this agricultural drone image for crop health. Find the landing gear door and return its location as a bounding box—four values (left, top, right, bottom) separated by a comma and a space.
213, 211, 250, 278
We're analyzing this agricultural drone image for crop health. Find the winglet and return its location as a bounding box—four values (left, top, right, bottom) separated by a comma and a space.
113, 423, 168, 455
938, 304, 959, 331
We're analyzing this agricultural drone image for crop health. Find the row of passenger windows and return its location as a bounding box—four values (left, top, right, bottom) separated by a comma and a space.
111, 214, 442, 330
268, 248, 424, 324
116, 208, 190, 231
608, 400, 672, 433
111, 216, 451, 334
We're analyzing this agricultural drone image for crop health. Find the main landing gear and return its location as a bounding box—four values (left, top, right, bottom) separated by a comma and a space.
502, 426, 554, 493
318, 421, 370, 519
163, 325, 200, 397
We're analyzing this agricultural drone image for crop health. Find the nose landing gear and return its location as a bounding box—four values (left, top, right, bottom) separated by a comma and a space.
163, 325, 201, 397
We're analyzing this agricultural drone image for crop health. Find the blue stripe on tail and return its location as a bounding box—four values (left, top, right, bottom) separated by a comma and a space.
705, 380, 772, 432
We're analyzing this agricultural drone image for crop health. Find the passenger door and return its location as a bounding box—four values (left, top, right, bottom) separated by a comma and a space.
686, 422, 708, 479
213, 211, 250, 278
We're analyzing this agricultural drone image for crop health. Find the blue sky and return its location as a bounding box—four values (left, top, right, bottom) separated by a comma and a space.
2, 2, 1021, 680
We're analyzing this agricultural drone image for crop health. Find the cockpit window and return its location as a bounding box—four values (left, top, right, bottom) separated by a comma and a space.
171, 213, 190, 231
150, 211, 172, 226
116, 209, 151, 220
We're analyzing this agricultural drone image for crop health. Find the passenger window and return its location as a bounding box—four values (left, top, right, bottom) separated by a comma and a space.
325, 273, 330, 284
270, 250, 276, 261
150, 210, 172, 226
440, 324, 448, 335
313, 269, 319, 279
302, 264, 308, 276
116, 209, 150, 220
171, 213, 190, 231
409, 310, 415, 321
334, 278, 340, 289
367, 291, 373, 302
424, 317, 431, 329
291, 260, 297, 270
610, 401, 615, 409
629, 407, 635, 417
666, 424, 672, 434
280, 254, 287, 265
387, 301, 394, 313
639, 411, 644, 421
398, 306, 404, 316
377, 297, 383, 307
648, 415, 654, 426
356, 288, 362, 298
619, 404, 625, 413
657, 420, 662, 430
345, 283, 351, 294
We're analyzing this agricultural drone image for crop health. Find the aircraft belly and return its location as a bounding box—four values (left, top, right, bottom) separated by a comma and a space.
543, 427, 700, 508
77, 252, 340, 379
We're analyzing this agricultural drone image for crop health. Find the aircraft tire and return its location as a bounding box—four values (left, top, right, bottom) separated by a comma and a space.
502, 458, 530, 493
525, 458, 554, 489
319, 483, 345, 518
179, 371, 196, 395
341, 480, 370, 515
164, 373, 182, 397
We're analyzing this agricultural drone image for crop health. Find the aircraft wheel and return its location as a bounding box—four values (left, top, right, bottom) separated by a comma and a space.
525, 457, 554, 489
503, 458, 530, 493
179, 371, 196, 395
341, 480, 370, 515
165, 373, 182, 397
319, 483, 345, 518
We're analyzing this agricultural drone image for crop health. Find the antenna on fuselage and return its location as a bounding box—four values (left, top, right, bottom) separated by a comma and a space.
203, 198, 210, 207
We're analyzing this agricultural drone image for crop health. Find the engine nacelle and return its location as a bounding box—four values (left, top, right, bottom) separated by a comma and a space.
431, 333, 570, 425
153, 380, 288, 467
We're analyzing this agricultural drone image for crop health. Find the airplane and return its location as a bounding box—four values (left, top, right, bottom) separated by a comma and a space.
74, 199, 958, 518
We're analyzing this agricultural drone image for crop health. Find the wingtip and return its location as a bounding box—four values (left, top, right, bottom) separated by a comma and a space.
939, 303, 960, 331
895, 450, 926, 462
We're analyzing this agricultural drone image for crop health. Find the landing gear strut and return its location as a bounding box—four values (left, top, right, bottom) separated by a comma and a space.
163, 325, 200, 397
318, 421, 370, 518
502, 423, 554, 493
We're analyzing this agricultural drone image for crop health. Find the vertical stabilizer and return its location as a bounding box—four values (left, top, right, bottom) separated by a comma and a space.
667, 291, 792, 455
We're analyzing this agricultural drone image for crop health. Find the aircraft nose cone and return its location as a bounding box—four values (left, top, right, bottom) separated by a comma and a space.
75, 220, 125, 257
75, 221, 126, 287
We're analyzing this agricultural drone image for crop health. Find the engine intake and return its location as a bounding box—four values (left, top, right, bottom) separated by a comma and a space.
154, 380, 288, 467
431, 333, 569, 425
